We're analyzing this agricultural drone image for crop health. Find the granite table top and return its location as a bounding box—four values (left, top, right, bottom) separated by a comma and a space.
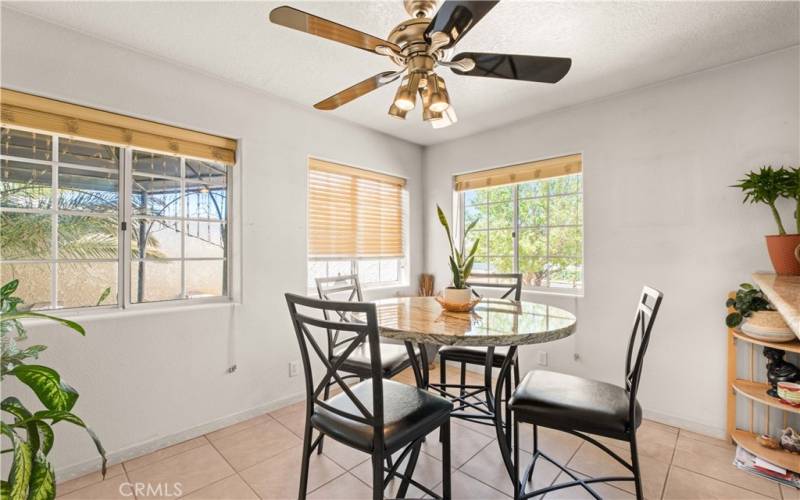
372, 296, 577, 347
753, 272, 800, 336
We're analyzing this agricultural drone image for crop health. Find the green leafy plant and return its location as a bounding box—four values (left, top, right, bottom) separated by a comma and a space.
725, 283, 774, 328
1, 279, 106, 500
783, 166, 800, 234
732, 166, 793, 235
436, 204, 480, 289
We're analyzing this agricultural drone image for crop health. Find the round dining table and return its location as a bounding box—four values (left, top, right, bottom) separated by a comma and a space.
372, 296, 577, 487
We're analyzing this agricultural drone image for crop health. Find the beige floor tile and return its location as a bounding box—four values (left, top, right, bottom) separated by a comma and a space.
318, 434, 371, 470
124, 436, 209, 472
567, 438, 669, 500
664, 466, 774, 499
240, 445, 346, 498
57, 464, 125, 497
58, 471, 129, 499
586, 421, 678, 466
270, 400, 306, 437
781, 484, 800, 499
212, 418, 301, 471
421, 421, 494, 467
181, 475, 259, 500
671, 434, 780, 498
307, 472, 374, 499
206, 412, 274, 443
517, 425, 584, 464
678, 429, 734, 449
425, 469, 509, 499
461, 439, 560, 496
125, 444, 234, 497
451, 416, 502, 439
351, 445, 450, 498
543, 471, 635, 499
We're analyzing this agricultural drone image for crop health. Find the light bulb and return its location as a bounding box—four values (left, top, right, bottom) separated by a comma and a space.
395, 89, 416, 111
388, 103, 408, 119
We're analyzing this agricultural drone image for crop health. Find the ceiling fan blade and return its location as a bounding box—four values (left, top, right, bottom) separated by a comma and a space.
450, 52, 572, 83
269, 6, 401, 55
314, 71, 402, 110
425, 1, 499, 49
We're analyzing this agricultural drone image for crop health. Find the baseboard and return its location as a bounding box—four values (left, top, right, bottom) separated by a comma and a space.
643, 408, 727, 440
55, 391, 307, 483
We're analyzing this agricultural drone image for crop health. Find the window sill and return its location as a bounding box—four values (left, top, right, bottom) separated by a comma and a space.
17, 299, 236, 325
521, 287, 584, 299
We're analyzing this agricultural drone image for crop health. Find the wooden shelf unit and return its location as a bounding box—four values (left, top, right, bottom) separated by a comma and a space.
731, 429, 800, 472
727, 279, 800, 473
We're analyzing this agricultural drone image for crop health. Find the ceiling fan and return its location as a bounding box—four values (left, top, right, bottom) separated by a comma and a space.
269, 0, 572, 129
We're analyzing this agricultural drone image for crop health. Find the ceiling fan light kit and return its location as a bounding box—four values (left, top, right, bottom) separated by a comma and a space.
269, 0, 572, 129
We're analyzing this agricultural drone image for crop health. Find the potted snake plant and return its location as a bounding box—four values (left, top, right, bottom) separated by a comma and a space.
733, 166, 800, 275
436, 205, 480, 304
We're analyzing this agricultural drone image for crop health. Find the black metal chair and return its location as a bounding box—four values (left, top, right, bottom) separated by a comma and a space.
314, 275, 420, 455
509, 286, 663, 500
438, 273, 523, 431
286, 293, 452, 500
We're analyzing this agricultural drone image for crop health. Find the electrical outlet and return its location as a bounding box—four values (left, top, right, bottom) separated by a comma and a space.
537, 351, 548, 367
289, 361, 299, 378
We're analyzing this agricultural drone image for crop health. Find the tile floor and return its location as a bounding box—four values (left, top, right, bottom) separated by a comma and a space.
58, 365, 789, 499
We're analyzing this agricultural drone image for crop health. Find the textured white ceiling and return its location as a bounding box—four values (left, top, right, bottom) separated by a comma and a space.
4, 1, 799, 145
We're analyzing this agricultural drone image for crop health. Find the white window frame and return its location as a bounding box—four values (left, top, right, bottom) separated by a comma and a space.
0, 126, 234, 312
456, 174, 584, 295
306, 256, 408, 293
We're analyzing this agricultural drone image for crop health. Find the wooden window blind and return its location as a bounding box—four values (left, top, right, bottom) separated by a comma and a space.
0, 88, 236, 165
308, 158, 406, 260
454, 153, 581, 192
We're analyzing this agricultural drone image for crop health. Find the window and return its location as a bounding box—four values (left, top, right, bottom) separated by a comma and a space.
1, 127, 232, 309
306, 158, 407, 290
456, 154, 583, 291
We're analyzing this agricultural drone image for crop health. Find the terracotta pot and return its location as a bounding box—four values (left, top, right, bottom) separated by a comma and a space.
443, 287, 472, 305
765, 234, 800, 275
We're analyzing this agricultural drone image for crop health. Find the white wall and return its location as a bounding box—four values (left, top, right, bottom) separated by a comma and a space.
424, 46, 800, 437
1, 9, 424, 477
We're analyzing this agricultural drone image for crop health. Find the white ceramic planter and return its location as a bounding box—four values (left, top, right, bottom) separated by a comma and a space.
444, 287, 472, 305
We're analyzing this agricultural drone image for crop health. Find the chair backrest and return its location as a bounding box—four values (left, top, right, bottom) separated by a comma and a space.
315, 274, 363, 303
285, 293, 384, 446
466, 272, 523, 301
315, 274, 363, 357
624, 286, 663, 421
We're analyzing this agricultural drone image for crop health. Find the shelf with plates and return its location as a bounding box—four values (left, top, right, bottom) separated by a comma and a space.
732, 379, 800, 414
726, 275, 800, 474
731, 429, 800, 473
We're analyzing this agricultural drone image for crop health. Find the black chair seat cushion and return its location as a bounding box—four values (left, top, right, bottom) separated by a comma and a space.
509, 370, 641, 440
312, 380, 453, 453
439, 345, 511, 367
333, 343, 417, 378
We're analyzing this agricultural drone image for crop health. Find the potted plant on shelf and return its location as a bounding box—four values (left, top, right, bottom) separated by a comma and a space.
733, 166, 800, 275
0, 279, 106, 499
436, 204, 480, 306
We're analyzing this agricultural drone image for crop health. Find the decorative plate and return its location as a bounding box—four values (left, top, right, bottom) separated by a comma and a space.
435, 295, 481, 312
741, 312, 795, 343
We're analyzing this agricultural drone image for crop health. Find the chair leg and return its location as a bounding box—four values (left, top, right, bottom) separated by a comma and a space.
460, 361, 467, 397
527, 425, 537, 483
397, 441, 422, 498
318, 384, 330, 455
298, 421, 313, 500
504, 370, 512, 451
630, 432, 644, 500
372, 451, 385, 500
441, 421, 451, 500
439, 358, 446, 443
513, 417, 520, 500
